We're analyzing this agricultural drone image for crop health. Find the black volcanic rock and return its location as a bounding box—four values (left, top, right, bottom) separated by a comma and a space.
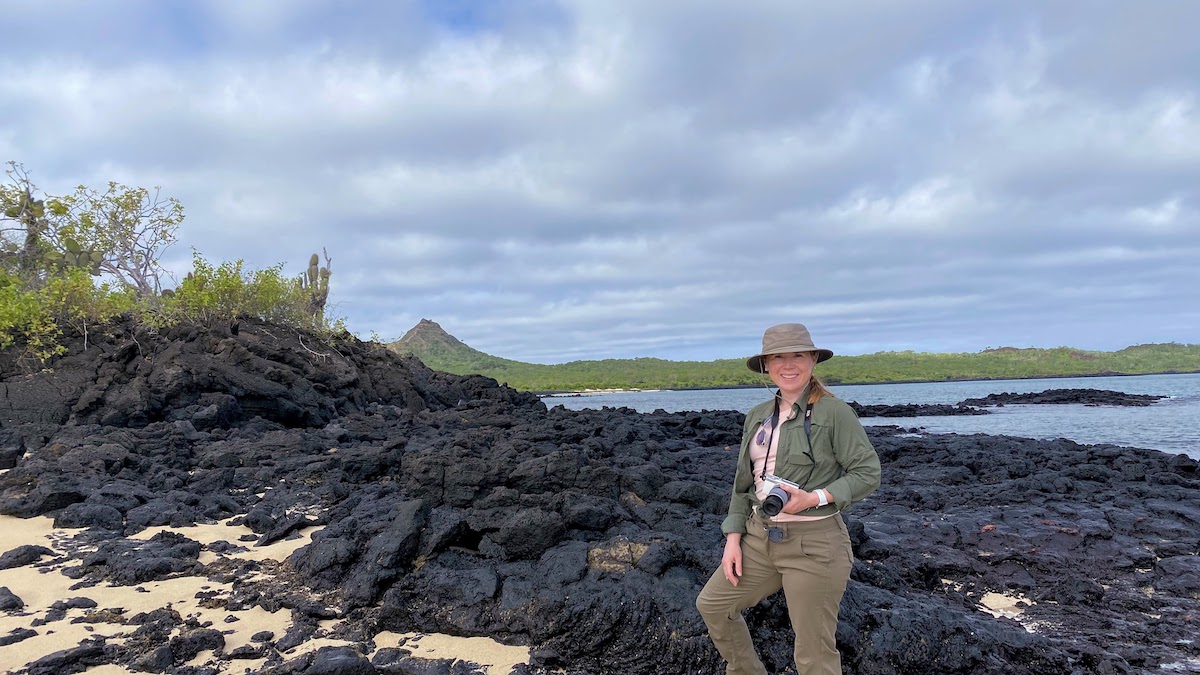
849, 402, 989, 417
959, 388, 1167, 407
266, 645, 378, 675
0, 544, 53, 570
0, 429, 24, 469
25, 641, 115, 675
79, 530, 203, 585
0, 586, 24, 611
0, 318, 1196, 674
0, 626, 36, 646
54, 503, 124, 531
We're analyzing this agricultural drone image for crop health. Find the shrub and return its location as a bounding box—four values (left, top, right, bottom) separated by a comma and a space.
1, 163, 344, 367
151, 251, 332, 330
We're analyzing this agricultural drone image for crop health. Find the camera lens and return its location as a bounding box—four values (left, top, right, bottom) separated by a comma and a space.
762, 486, 789, 517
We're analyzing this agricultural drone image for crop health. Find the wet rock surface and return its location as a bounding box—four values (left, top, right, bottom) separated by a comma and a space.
1, 319, 1196, 674
959, 388, 1168, 407
848, 386, 1169, 417
849, 402, 988, 417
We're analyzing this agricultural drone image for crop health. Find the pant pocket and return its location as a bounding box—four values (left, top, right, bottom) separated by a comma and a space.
836, 517, 854, 564
798, 528, 839, 566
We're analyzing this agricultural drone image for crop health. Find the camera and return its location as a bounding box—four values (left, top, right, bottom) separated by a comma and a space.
761, 474, 801, 517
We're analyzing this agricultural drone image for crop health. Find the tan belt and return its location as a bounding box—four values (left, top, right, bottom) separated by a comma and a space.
751, 505, 837, 528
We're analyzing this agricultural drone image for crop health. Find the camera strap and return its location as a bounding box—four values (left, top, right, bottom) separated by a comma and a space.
759, 397, 815, 481
758, 397, 781, 481
803, 401, 813, 450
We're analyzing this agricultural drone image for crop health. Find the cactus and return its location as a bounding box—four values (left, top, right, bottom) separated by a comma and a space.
61, 237, 104, 275
183, 270, 204, 291
37, 237, 105, 276
299, 250, 331, 324
12, 191, 48, 281
307, 254, 319, 285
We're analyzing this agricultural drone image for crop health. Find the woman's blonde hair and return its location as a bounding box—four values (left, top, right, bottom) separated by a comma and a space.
807, 376, 833, 405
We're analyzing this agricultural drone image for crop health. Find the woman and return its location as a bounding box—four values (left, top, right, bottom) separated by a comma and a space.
696, 323, 881, 675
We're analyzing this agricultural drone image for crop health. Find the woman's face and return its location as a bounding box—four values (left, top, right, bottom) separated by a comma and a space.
765, 351, 817, 399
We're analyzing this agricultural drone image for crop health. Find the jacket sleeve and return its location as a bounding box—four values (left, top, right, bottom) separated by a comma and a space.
720, 412, 757, 534
822, 401, 881, 509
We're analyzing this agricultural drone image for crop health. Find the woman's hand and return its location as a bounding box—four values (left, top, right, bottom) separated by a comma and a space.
777, 483, 822, 514
721, 533, 743, 586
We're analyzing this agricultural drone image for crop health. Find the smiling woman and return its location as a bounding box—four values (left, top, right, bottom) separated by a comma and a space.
763, 352, 817, 401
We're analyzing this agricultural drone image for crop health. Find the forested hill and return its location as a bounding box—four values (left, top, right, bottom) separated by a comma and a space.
388, 320, 1200, 393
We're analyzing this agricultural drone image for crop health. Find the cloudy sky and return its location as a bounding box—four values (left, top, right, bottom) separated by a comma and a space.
2, 1, 1197, 363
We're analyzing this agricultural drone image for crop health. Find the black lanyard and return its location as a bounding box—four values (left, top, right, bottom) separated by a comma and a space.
758, 397, 815, 482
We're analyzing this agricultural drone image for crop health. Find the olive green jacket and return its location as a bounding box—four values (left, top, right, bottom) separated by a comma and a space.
721, 390, 882, 535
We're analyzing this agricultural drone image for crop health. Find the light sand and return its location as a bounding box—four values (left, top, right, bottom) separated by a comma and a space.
375, 631, 530, 673
0, 515, 530, 674
978, 591, 1031, 620
0, 515, 301, 673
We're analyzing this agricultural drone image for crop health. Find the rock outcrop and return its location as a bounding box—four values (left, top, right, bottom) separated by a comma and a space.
848, 387, 1168, 418
849, 402, 988, 417
959, 388, 1167, 407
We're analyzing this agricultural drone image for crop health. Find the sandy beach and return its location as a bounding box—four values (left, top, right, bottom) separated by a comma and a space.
0, 515, 529, 674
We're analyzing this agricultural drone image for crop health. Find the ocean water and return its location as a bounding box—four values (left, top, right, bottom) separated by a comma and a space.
544, 372, 1200, 459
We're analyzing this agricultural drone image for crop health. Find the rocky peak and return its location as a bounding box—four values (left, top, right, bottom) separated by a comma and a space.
395, 319, 465, 350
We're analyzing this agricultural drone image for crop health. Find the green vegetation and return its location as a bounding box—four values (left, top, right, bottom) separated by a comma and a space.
1, 161, 342, 368
152, 252, 339, 331
391, 321, 1200, 392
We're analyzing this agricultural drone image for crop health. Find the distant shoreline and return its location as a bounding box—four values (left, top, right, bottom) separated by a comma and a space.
398, 322, 1200, 394
532, 369, 1200, 397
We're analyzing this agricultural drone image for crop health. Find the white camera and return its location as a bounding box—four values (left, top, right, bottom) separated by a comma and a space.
762, 474, 800, 516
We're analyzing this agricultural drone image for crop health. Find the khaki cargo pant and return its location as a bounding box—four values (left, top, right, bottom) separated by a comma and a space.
695, 513, 853, 675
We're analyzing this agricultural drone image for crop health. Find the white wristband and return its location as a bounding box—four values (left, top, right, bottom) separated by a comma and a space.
816, 489, 828, 507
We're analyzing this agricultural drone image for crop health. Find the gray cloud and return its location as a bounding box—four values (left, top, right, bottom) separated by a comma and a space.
1, 1, 1197, 363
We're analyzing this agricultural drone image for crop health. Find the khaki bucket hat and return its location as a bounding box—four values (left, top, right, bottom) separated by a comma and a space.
746, 323, 834, 372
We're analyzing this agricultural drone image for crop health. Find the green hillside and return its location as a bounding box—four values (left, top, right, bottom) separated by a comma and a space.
392, 319, 527, 372
389, 320, 1200, 393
